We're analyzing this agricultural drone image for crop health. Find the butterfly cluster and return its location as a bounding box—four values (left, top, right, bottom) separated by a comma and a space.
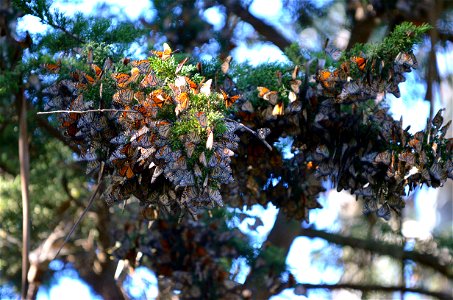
216, 45, 451, 221
112, 213, 251, 299
43, 44, 251, 218
317, 51, 416, 103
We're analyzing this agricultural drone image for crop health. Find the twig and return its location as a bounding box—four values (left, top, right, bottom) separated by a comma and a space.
54, 162, 105, 259
37, 109, 140, 115
225, 118, 272, 151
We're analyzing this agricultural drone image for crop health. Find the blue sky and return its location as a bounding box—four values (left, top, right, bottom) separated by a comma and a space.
16, 0, 452, 299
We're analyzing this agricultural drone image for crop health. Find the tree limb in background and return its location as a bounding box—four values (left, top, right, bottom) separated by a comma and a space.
300, 227, 453, 279
298, 283, 452, 300
222, 0, 292, 52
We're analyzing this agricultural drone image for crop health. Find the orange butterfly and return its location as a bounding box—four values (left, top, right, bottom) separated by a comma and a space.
175, 57, 189, 74
351, 56, 366, 71
111, 73, 130, 88
113, 89, 134, 105
317, 70, 339, 90
395, 52, 417, 68
119, 143, 134, 157
257, 86, 279, 104
272, 102, 284, 116
134, 91, 145, 102
175, 92, 189, 116
148, 89, 170, 108
118, 163, 135, 179
131, 59, 151, 74
185, 77, 199, 94
140, 72, 159, 88
42, 60, 61, 73
257, 86, 270, 98
221, 55, 232, 74
152, 43, 173, 60
220, 89, 240, 108
91, 64, 103, 80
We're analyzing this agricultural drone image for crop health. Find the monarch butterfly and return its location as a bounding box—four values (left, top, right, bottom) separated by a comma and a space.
81, 72, 95, 85
118, 163, 135, 179
220, 89, 240, 108
374, 151, 391, 165
120, 143, 134, 157
134, 91, 145, 102
155, 145, 172, 160
199, 152, 207, 167
175, 57, 189, 74
185, 76, 199, 94
181, 186, 198, 204
200, 79, 212, 96
290, 79, 302, 93
351, 56, 366, 71
241, 100, 254, 113
102, 57, 113, 73
184, 140, 196, 158
91, 64, 103, 80
221, 55, 232, 74
137, 147, 155, 164
152, 43, 173, 60
394, 52, 417, 69
155, 120, 171, 138
317, 70, 338, 90
288, 91, 297, 103
398, 151, 416, 166
208, 187, 223, 206
195, 111, 207, 128
42, 60, 62, 73
131, 126, 149, 142
208, 150, 222, 167
111, 73, 131, 88
257, 86, 270, 98
148, 89, 170, 108
206, 127, 214, 150
175, 92, 189, 116
173, 155, 188, 170
260, 89, 279, 105
113, 89, 134, 105
193, 163, 202, 178
272, 102, 284, 116
131, 59, 151, 74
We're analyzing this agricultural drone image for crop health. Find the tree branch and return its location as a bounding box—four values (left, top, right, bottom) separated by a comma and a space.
18, 87, 31, 300
222, 0, 292, 52
299, 283, 452, 300
37, 109, 138, 115
300, 227, 453, 279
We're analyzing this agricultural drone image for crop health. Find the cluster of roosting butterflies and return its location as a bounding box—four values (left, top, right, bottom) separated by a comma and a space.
43, 43, 272, 219
43, 42, 452, 222
112, 213, 257, 299
218, 48, 451, 221
317, 51, 416, 103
